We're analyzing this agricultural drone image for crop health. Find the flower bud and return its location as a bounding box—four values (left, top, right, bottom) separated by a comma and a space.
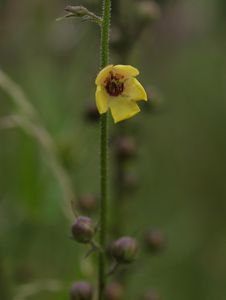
115, 136, 137, 160
143, 290, 160, 300
84, 102, 100, 122
105, 282, 124, 300
63, 5, 102, 25
65, 5, 89, 17
70, 281, 93, 300
78, 194, 97, 212
145, 229, 166, 253
71, 216, 95, 244
110, 237, 138, 264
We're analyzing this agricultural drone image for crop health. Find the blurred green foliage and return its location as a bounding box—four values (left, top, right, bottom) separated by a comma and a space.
0, 0, 226, 299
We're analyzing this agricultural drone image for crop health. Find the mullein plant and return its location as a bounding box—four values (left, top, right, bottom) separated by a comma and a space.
58, 1, 165, 300
86, 1, 165, 299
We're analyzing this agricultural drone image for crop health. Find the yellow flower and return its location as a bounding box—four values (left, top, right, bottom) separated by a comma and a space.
95, 65, 148, 123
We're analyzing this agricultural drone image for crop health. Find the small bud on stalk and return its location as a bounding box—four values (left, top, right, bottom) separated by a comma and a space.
105, 282, 124, 300
110, 237, 138, 264
65, 5, 90, 17
70, 281, 93, 300
115, 136, 137, 160
145, 229, 166, 253
57, 5, 102, 25
71, 216, 96, 243
78, 194, 97, 212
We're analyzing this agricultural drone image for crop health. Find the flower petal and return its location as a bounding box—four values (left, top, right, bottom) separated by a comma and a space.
95, 85, 110, 114
95, 65, 113, 85
124, 78, 148, 101
113, 65, 139, 78
109, 98, 140, 123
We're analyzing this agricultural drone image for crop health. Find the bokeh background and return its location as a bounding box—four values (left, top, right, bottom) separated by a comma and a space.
0, 0, 226, 299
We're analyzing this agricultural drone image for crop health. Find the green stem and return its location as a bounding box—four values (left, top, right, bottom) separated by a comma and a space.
98, 0, 111, 299
100, 0, 111, 68
98, 113, 108, 300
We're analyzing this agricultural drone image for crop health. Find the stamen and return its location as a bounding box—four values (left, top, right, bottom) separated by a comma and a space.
105, 73, 124, 97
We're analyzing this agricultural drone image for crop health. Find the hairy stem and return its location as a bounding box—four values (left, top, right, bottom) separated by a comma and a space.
98, 0, 111, 299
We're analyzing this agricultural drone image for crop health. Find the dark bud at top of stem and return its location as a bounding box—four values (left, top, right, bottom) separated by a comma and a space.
142, 290, 160, 300
84, 102, 99, 122
71, 216, 95, 244
145, 228, 166, 253
78, 194, 97, 213
110, 236, 138, 264
105, 282, 124, 300
70, 281, 93, 300
114, 136, 137, 160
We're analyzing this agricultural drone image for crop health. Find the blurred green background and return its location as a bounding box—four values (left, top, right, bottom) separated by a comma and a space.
0, 0, 226, 299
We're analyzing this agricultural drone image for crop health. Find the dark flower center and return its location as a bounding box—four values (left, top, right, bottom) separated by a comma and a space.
105, 73, 124, 97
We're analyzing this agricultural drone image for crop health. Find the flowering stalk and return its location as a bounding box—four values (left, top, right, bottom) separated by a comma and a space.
98, 0, 111, 299
59, 2, 149, 298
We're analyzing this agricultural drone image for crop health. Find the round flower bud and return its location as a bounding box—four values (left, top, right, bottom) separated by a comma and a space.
105, 282, 124, 300
84, 102, 99, 122
78, 194, 97, 213
70, 281, 93, 300
110, 237, 138, 264
145, 229, 166, 253
71, 216, 95, 244
115, 136, 137, 160
143, 290, 160, 300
